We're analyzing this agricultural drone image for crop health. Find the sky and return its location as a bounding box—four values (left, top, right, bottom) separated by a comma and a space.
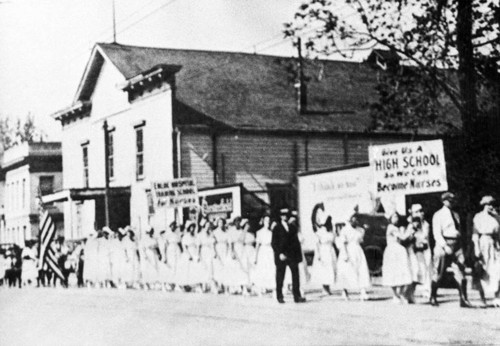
0, 0, 358, 140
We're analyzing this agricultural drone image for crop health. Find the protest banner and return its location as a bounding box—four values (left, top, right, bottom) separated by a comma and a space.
151, 178, 198, 209
198, 184, 242, 222
298, 164, 375, 251
369, 140, 448, 196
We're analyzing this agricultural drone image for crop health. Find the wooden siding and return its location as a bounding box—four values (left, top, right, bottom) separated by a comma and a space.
216, 134, 296, 191
307, 137, 345, 171
180, 132, 214, 188
180, 130, 418, 193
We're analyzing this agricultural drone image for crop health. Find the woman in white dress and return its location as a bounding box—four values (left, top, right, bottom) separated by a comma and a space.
110, 231, 126, 288
382, 212, 413, 303
226, 218, 248, 294
21, 241, 38, 287
240, 219, 256, 293
96, 228, 113, 288
253, 215, 275, 294
122, 228, 140, 289
83, 231, 99, 288
139, 228, 161, 290
177, 222, 203, 292
163, 222, 182, 291
213, 218, 229, 293
198, 221, 217, 293
336, 214, 371, 301
409, 204, 432, 300
310, 203, 337, 295
472, 195, 500, 307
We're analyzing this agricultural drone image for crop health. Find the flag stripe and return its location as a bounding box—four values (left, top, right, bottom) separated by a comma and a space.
39, 211, 56, 262
38, 208, 64, 282
46, 249, 65, 281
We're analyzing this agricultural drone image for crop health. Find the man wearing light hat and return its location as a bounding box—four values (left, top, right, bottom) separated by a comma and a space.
271, 208, 306, 303
430, 192, 471, 307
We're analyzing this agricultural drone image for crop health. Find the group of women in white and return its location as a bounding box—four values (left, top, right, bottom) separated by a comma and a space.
308, 203, 371, 301
381, 204, 432, 304
381, 196, 500, 307
82, 215, 278, 295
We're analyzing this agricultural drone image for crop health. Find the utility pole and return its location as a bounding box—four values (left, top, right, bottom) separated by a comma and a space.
296, 38, 307, 113
112, 0, 117, 43
103, 120, 110, 227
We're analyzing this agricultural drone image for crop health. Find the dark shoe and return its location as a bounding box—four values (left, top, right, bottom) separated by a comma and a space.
294, 297, 306, 303
429, 297, 439, 307
460, 300, 473, 308
277, 298, 285, 304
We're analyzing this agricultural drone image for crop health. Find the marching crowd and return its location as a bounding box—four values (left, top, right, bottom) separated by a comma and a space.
1, 192, 499, 308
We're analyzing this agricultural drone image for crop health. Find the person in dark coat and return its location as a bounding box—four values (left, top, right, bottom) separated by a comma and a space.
271, 208, 306, 304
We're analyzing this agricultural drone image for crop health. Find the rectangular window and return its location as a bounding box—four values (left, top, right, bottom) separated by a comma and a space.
135, 127, 144, 179
39, 176, 54, 196
22, 179, 26, 209
82, 144, 89, 188
107, 130, 115, 180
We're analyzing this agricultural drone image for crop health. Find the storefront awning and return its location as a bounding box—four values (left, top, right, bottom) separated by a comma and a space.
42, 186, 131, 203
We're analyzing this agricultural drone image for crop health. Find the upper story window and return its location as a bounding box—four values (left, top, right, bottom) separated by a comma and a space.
82, 144, 89, 188
22, 179, 26, 209
39, 176, 55, 196
135, 125, 144, 180
107, 130, 115, 180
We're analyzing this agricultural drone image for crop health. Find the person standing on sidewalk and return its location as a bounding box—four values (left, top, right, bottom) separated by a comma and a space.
271, 208, 306, 304
429, 192, 472, 308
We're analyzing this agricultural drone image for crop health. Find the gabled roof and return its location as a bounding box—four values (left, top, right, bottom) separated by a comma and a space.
70, 42, 457, 134
95, 42, 382, 133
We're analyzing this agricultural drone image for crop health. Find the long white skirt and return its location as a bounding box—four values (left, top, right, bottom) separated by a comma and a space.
176, 253, 203, 286
336, 243, 370, 290
310, 244, 337, 286
252, 245, 275, 290
382, 242, 412, 287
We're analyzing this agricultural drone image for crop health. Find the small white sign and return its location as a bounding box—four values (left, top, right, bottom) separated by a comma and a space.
369, 140, 448, 195
151, 178, 198, 209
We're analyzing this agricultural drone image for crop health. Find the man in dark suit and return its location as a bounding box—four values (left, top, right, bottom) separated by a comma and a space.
271, 208, 306, 304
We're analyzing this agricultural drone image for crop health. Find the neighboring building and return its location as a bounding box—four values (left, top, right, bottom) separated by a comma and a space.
0, 142, 63, 246
49, 42, 441, 239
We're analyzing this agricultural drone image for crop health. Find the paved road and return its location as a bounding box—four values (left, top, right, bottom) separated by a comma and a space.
0, 287, 498, 345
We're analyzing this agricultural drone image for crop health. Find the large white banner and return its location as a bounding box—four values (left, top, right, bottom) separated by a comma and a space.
298, 165, 376, 251
369, 140, 448, 196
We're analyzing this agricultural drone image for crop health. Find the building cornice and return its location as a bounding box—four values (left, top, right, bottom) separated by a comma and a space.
51, 101, 92, 126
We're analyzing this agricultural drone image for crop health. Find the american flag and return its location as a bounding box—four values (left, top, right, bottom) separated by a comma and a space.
38, 193, 65, 282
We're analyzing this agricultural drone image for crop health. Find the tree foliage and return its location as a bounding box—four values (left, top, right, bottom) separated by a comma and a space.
284, 0, 500, 209
0, 114, 45, 151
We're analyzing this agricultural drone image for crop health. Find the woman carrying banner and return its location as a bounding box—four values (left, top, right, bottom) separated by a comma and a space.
310, 204, 337, 295
336, 213, 371, 301
252, 215, 275, 295
382, 212, 413, 303
213, 218, 229, 293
